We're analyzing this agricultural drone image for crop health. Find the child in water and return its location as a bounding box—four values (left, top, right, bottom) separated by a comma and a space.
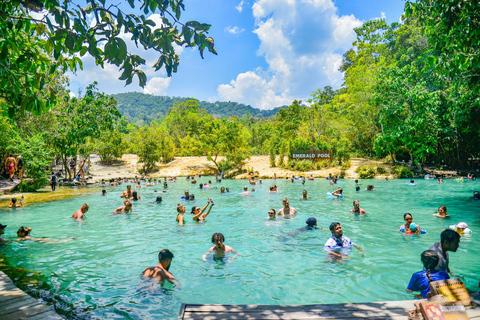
407, 250, 449, 298
202, 232, 238, 262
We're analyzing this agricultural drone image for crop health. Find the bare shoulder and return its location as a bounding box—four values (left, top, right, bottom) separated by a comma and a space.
225, 245, 235, 252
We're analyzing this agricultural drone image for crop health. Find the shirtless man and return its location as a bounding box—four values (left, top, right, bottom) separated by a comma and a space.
202, 233, 238, 262
300, 190, 310, 199
112, 200, 133, 214
142, 249, 177, 284
4, 154, 16, 181
277, 198, 297, 217
350, 200, 367, 216
71, 203, 89, 220
240, 186, 251, 195
120, 185, 133, 199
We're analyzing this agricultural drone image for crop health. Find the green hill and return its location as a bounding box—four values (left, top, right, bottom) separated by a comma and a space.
112, 92, 282, 125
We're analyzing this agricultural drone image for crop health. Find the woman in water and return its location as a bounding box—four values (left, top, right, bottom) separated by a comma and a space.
8, 197, 24, 208
331, 187, 343, 197
433, 205, 450, 218
399, 213, 426, 235
407, 250, 449, 298
130, 191, 141, 201
176, 204, 186, 226
16, 226, 33, 240
192, 198, 214, 222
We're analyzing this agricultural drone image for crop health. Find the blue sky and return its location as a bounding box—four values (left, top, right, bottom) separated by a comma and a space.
68, 0, 406, 110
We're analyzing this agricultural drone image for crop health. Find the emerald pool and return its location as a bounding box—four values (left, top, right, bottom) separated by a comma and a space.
0, 178, 478, 319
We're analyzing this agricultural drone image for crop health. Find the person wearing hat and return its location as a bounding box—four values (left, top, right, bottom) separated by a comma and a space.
304, 217, 328, 231
0, 224, 7, 242
448, 222, 472, 236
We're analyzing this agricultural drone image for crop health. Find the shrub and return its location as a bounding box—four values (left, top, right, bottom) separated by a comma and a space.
376, 166, 386, 174
292, 160, 316, 171
341, 161, 351, 170
278, 154, 285, 167
395, 166, 413, 178
269, 153, 276, 167
356, 166, 376, 179
218, 159, 234, 173
316, 160, 328, 170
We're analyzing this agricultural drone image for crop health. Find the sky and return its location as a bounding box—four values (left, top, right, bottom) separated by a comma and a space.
67, 0, 407, 110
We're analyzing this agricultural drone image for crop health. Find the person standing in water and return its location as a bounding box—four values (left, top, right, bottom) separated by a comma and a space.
277, 198, 297, 217
71, 203, 89, 220
407, 250, 449, 299
202, 233, 238, 262
350, 200, 367, 215
142, 249, 178, 284
192, 198, 214, 222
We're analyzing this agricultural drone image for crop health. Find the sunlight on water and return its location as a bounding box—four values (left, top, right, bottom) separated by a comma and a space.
1, 178, 479, 319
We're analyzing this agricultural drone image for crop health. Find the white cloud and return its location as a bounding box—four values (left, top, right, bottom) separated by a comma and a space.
225, 26, 245, 34
143, 77, 171, 95
236, 0, 245, 12
68, 91, 76, 98
218, 0, 363, 109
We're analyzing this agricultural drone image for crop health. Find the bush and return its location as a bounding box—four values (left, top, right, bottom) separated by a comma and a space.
218, 159, 234, 173
376, 166, 386, 174
341, 161, 351, 170
316, 160, 328, 170
356, 166, 376, 179
292, 160, 316, 171
269, 153, 276, 167
395, 166, 413, 178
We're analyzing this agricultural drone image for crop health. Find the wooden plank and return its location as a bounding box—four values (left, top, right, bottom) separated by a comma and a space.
178, 303, 187, 320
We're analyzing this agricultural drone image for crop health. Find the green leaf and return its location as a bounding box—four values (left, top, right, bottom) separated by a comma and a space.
136, 70, 147, 87
115, 37, 127, 64
65, 34, 75, 50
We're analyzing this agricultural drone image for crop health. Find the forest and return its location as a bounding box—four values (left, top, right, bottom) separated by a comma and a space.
1, 0, 479, 190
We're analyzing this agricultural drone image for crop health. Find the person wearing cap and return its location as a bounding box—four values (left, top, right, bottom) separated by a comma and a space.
429, 229, 460, 276
350, 200, 367, 216
0, 224, 7, 242
304, 217, 328, 231
277, 198, 297, 217
324, 222, 364, 259
448, 222, 472, 236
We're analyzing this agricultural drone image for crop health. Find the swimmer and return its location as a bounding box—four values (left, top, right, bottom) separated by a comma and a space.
447, 222, 472, 236
16, 226, 33, 240
135, 181, 142, 188
71, 203, 89, 220
181, 190, 190, 200
355, 186, 360, 192
300, 190, 310, 200
437, 177, 444, 184
303, 217, 327, 231
354, 179, 360, 185
202, 232, 238, 262
192, 198, 214, 222
0, 224, 7, 242
267, 209, 276, 220
408, 179, 416, 186
153, 196, 163, 204
366, 185, 375, 191
120, 185, 133, 198
433, 205, 450, 218
240, 186, 251, 195
473, 191, 480, 200
8, 197, 24, 208
331, 187, 343, 197
130, 191, 141, 201
251, 188, 255, 192
308, 175, 314, 180
102, 190, 107, 196
189, 194, 195, 201
324, 222, 364, 259
112, 200, 133, 214
142, 249, 177, 284
350, 200, 367, 216
406, 250, 449, 299
277, 198, 297, 217
398, 213, 426, 234
226, 188, 230, 192
220, 187, 225, 193
176, 204, 186, 226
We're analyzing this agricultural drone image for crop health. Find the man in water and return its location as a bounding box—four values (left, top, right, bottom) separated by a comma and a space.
120, 185, 133, 199
240, 186, 251, 195
300, 190, 310, 199
4, 154, 16, 181
181, 190, 190, 200
71, 203, 89, 220
429, 229, 460, 276
0, 224, 7, 242
324, 222, 364, 259
142, 249, 177, 284
202, 233, 238, 262
350, 200, 367, 215
277, 198, 297, 217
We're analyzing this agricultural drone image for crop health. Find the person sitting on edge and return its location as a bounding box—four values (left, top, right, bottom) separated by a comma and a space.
8, 197, 24, 208
120, 185, 133, 199
192, 198, 214, 222
277, 198, 297, 217
142, 249, 178, 285
181, 190, 189, 200
407, 250, 450, 299
240, 186, 251, 195
447, 222, 472, 236
16, 226, 33, 241
267, 209, 276, 220
429, 229, 460, 276
300, 190, 310, 199
433, 205, 450, 218
112, 200, 133, 214
71, 203, 89, 220
331, 187, 343, 197
324, 222, 364, 259
0, 224, 7, 242
176, 204, 186, 226
202, 232, 238, 262
399, 213, 426, 235
350, 200, 367, 216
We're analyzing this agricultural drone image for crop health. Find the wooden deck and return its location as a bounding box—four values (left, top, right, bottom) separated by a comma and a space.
179, 300, 480, 320
0, 271, 63, 320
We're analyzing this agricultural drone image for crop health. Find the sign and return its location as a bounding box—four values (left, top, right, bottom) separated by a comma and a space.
290, 150, 332, 162
430, 278, 473, 307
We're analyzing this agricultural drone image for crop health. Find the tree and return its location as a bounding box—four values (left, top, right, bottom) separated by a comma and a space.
91, 130, 123, 164
0, 0, 217, 116
131, 124, 174, 173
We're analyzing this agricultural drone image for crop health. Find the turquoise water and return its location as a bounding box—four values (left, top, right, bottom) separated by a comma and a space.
0, 178, 479, 319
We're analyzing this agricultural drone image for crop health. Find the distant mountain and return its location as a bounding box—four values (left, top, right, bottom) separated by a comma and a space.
111, 92, 282, 125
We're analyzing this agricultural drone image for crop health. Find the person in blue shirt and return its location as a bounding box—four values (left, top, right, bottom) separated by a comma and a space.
407, 250, 449, 299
